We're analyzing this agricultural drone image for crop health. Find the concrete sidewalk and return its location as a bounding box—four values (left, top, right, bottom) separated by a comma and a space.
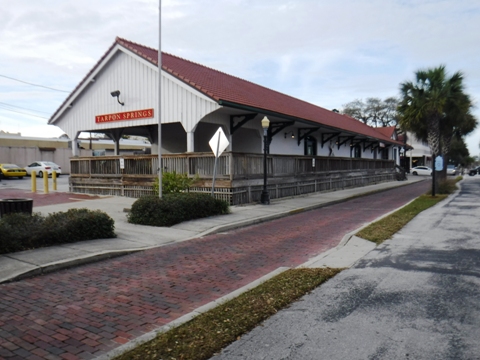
0, 177, 424, 283
209, 177, 479, 360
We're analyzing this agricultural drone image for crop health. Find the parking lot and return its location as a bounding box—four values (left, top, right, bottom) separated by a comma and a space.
0, 174, 70, 192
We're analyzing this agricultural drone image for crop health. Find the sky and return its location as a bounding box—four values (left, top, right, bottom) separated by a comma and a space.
1, 0, 480, 157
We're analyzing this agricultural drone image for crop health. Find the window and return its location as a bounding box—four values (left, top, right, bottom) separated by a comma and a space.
381, 148, 389, 160
304, 136, 317, 156
352, 144, 361, 158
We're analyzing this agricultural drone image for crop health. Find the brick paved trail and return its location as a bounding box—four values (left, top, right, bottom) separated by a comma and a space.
0, 181, 430, 359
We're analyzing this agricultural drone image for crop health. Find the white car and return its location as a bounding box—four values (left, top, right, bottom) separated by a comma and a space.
25, 161, 62, 177
410, 166, 432, 176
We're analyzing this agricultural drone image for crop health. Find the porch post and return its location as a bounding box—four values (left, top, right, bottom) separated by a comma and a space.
106, 129, 123, 156
114, 139, 120, 155
72, 139, 79, 157
187, 131, 194, 152
261, 116, 270, 205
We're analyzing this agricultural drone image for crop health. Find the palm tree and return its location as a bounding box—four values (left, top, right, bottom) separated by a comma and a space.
398, 65, 477, 194
441, 92, 477, 160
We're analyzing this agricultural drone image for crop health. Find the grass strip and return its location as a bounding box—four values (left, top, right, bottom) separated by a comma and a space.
115, 267, 342, 360
356, 194, 447, 244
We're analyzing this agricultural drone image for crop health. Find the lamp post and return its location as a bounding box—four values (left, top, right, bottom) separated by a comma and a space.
261, 116, 270, 205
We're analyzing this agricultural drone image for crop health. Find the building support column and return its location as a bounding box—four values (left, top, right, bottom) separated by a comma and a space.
187, 131, 194, 152
72, 141, 79, 157
227, 133, 233, 152
72, 133, 80, 157
105, 129, 124, 155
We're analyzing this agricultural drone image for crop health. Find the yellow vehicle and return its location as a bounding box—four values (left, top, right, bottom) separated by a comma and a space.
0, 163, 27, 179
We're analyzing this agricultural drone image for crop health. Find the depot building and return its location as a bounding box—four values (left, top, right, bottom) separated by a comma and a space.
48, 37, 406, 204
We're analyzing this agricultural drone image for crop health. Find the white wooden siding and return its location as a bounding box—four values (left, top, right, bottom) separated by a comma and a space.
54, 48, 220, 139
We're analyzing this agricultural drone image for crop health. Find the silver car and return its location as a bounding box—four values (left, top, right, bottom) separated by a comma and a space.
446, 165, 456, 176
25, 161, 62, 177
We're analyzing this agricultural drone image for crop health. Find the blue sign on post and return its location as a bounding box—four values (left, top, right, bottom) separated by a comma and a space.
435, 156, 444, 171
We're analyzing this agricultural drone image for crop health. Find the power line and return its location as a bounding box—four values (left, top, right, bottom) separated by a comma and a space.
0, 105, 49, 120
0, 101, 51, 115
0, 74, 70, 93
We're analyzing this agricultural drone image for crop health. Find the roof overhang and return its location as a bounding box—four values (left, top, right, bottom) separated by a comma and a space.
218, 100, 404, 147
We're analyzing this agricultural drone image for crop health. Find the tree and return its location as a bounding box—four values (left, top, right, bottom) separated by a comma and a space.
448, 136, 470, 167
342, 97, 399, 127
398, 65, 477, 194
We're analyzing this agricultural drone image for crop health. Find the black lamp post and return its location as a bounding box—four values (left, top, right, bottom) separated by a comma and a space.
261, 116, 270, 205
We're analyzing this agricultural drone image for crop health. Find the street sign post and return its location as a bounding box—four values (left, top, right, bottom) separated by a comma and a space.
435, 155, 444, 171
209, 127, 229, 196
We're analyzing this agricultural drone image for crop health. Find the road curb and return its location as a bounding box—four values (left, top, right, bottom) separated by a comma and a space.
0, 179, 423, 284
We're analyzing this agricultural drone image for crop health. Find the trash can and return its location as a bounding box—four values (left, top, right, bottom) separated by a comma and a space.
0, 198, 33, 218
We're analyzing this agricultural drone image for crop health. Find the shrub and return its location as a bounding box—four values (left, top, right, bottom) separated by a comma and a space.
153, 171, 199, 195
128, 193, 230, 227
437, 179, 458, 194
42, 208, 116, 243
126, 195, 165, 226
0, 209, 116, 255
426, 178, 458, 195
0, 213, 45, 254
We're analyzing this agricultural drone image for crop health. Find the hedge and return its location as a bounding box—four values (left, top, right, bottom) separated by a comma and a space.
128, 193, 230, 227
0, 209, 116, 255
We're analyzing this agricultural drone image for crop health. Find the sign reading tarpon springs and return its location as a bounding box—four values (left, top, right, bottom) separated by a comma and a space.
95, 109, 154, 123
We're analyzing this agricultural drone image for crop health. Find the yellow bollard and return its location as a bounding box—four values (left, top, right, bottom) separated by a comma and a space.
31, 171, 37, 192
52, 171, 57, 191
43, 171, 49, 194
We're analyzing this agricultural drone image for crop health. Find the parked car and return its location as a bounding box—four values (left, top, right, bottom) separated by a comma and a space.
469, 166, 480, 176
410, 166, 433, 176
446, 165, 456, 176
0, 163, 27, 179
25, 161, 62, 177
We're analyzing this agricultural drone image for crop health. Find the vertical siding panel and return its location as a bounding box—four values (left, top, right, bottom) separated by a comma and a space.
58, 51, 219, 137
169, 78, 174, 122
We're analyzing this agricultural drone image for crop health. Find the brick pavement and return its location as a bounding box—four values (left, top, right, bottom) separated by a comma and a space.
0, 181, 430, 359
0, 189, 101, 207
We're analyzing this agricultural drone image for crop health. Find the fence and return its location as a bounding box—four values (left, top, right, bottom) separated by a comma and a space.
69, 152, 395, 205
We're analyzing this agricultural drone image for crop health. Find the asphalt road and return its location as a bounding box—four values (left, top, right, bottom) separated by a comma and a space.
0, 180, 431, 359
211, 176, 480, 360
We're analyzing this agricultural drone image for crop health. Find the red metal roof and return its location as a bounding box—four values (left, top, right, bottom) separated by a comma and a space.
374, 126, 396, 139
51, 37, 401, 145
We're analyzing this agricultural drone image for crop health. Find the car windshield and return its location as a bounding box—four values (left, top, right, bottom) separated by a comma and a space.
2, 164, 18, 169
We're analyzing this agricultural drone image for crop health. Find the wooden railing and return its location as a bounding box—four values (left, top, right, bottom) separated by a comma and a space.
70, 152, 394, 179
69, 153, 395, 204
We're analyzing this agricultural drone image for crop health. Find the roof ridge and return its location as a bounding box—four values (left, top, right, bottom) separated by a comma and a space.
116, 37, 160, 65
